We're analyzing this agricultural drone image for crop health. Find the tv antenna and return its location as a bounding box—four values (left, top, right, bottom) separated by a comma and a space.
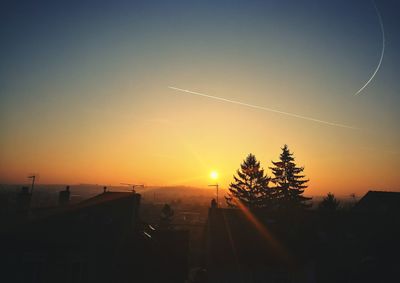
120, 183, 144, 193
27, 175, 37, 195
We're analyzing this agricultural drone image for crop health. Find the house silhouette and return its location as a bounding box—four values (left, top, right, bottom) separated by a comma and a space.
354, 190, 400, 214
1, 191, 189, 283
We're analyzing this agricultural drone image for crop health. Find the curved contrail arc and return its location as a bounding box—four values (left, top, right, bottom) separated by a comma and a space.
168, 86, 357, 130
354, 1, 385, 96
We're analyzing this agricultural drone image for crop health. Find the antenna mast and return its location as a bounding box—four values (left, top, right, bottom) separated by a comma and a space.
27, 175, 36, 195
120, 183, 144, 193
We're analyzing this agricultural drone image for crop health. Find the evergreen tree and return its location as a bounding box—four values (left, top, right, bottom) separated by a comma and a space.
270, 145, 311, 209
319, 192, 340, 211
225, 153, 272, 208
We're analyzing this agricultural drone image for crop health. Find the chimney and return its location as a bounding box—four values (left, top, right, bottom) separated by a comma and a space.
58, 186, 71, 206
210, 198, 217, 209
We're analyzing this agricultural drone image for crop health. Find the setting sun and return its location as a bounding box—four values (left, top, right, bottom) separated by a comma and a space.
210, 171, 218, 180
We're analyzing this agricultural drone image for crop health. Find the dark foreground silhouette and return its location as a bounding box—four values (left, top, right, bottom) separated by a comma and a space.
1, 186, 400, 282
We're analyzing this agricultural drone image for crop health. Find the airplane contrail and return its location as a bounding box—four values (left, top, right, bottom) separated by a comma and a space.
354, 1, 385, 95
168, 86, 356, 129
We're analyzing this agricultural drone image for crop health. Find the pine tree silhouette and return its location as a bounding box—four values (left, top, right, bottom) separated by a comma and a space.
319, 192, 340, 211
270, 145, 311, 209
225, 153, 272, 208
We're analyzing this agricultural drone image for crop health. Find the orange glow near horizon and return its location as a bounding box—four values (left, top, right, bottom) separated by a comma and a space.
0, 98, 399, 196
1, 82, 398, 196
1, 138, 398, 197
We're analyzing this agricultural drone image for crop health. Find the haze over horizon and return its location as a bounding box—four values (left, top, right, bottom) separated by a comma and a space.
1, 0, 399, 196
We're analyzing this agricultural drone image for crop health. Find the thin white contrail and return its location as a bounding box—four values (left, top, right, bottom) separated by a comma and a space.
168, 86, 356, 129
354, 1, 385, 95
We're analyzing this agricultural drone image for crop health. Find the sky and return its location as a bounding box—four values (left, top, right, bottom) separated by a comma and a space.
0, 0, 399, 196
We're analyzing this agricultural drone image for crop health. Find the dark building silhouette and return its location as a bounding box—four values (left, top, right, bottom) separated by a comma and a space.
205, 190, 400, 283
354, 190, 400, 214
16, 186, 32, 219
3, 188, 399, 282
1, 191, 189, 283
206, 208, 316, 282
58, 186, 71, 206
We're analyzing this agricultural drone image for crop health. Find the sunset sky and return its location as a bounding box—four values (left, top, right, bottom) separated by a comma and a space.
1, 0, 399, 196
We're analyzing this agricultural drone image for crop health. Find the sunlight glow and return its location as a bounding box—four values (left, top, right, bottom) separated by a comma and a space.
210, 171, 218, 180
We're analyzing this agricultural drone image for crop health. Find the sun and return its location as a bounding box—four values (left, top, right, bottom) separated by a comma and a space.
210, 171, 218, 180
